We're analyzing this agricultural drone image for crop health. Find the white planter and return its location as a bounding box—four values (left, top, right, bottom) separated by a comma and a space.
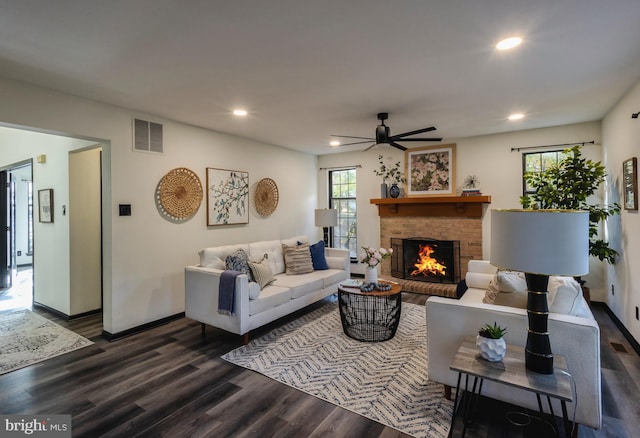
476, 335, 506, 362
365, 267, 378, 284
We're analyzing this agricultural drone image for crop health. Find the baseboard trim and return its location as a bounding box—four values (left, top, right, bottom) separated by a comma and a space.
102, 312, 185, 342
33, 302, 102, 321
592, 301, 640, 357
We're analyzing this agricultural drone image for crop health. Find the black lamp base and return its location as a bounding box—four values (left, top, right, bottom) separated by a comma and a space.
525, 273, 554, 374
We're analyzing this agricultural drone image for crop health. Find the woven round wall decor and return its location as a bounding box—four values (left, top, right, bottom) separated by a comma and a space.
156, 167, 203, 221
254, 178, 279, 216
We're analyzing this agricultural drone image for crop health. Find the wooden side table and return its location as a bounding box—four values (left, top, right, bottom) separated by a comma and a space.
338, 281, 402, 342
449, 337, 574, 438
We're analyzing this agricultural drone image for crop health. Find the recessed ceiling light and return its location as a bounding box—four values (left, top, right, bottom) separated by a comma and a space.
329, 140, 340, 147
496, 37, 523, 50
232, 109, 248, 117
508, 113, 525, 121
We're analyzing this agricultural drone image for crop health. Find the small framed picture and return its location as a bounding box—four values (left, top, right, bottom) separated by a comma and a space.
623, 157, 638, 211
38, 189, 54, 223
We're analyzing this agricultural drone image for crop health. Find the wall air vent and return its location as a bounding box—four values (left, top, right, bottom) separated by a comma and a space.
133, 118, 163, 153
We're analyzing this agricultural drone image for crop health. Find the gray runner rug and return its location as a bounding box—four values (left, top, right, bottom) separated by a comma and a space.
222, 301, 452, 438
0, 309, 93, 375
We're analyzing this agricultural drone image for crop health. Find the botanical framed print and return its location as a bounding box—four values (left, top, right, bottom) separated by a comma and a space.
38, 189, 54, 223
206, 168, 249, 225
405, 144, 456, 196
623, 157, 638, 211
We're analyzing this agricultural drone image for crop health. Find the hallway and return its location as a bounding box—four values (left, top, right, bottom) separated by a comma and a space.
0, 267, 32, 313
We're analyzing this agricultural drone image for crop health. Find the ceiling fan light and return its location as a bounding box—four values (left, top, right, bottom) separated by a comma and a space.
496, 37, 523, 50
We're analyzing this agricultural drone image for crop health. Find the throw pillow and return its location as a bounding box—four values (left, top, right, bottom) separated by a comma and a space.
456, 279, 468, 299
309, 240, 329, 270
282, 243, 314, 275
482, 280, 499, 304
495, 270, 527, 293
225, 249, 254, 282
249, 259, 276, 290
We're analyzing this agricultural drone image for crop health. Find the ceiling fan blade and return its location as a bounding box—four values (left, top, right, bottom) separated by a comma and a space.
337, 140, 376, 147
363, 143, 377, 151
330, 135, 375, 140
392, 126, 436, 138
390, 141, 407, 151
392, 137, 443, 142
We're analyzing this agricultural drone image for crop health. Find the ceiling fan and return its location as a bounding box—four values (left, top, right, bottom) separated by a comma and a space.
331, 112, 442, 151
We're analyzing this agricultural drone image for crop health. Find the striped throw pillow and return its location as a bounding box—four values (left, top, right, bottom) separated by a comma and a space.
282, 243, 314, 275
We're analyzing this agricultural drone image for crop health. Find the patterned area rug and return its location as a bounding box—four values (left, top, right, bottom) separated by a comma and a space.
222, 301, 453, 438
0, 309, 93, 375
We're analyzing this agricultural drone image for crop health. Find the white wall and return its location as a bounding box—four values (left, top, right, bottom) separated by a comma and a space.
0, 76, 319, 334
602, 77, 640, 344
318, 122, 606, 290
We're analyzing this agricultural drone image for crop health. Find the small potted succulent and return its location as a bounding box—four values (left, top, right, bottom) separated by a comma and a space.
476, 322, 507, 362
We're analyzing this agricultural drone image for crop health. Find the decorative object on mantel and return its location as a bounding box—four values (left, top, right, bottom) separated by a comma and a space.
253, 177, 279, 216
359, 246, 393, 285
406, 144, 456, 197
623, 157, 638, 211
476, 321, 507, 362
206, 167, 249, 226
491, 209, 589, 374
156, 167, 203, 222
374, 154, 405, 198
462, 174, 482, 196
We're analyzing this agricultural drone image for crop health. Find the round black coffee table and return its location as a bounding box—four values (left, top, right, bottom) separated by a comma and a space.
338, 281, 402, 342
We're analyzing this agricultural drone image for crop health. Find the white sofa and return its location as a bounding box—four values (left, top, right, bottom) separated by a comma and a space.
426, 260, 601, 430
185, 235, 350, 343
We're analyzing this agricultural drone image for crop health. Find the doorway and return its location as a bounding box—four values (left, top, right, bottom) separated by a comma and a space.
0, 161, 34, 312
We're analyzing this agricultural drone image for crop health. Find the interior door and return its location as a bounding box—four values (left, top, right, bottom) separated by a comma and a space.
0, 170, 10, 289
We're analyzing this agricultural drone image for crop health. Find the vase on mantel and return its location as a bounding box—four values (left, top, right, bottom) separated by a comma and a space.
389, 183, 400, 198
380, 183, 388, 198
365, 267, 379, 285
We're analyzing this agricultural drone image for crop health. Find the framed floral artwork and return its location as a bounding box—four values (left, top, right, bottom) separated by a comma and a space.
206, 168, 249, 225
405, 144, 456, 196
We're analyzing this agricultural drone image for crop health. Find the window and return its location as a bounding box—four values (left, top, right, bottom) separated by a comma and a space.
522, 150, 568, 196
329, 169, 357, 259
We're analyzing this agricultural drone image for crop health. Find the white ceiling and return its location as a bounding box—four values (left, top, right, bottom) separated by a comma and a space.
1, 1, 640, 155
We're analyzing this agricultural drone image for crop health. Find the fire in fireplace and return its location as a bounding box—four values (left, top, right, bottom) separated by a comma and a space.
391, 237, 460, 284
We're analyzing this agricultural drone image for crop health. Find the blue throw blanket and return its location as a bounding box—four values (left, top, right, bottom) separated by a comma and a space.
219, 270, 241, 315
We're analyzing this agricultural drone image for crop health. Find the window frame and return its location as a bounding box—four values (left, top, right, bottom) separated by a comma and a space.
521, 149, 567, 196
328, 168, 357, 260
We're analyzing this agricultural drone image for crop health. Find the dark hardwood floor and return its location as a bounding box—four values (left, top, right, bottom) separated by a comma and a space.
1, 293, 638, 437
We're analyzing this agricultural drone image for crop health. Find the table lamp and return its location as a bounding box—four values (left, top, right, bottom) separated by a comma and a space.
315, 208, 338, 247
490, 209, 589, 374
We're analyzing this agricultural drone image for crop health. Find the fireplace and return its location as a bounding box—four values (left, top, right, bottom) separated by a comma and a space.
391, 237, 460, 284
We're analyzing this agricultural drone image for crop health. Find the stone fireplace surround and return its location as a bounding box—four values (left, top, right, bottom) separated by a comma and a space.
371, 196, 490, 297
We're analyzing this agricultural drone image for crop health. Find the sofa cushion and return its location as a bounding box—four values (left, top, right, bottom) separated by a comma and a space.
225, 249, 254, 282
249, 258, 276, 290
248, 281, 261, 300
249, 240, 285, 275
317, 268, 348, 288
282, 243, 314, 275
465, 272, 493, 290
310, 240, 329, 270
249, 285, 291, 316
200, 244, 249, 269
549, 276, 583, 315
281, 235, 309, 247
273, 272, 324, 299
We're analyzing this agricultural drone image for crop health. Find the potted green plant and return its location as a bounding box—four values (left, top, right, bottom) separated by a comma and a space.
520, 145, 620, 264
476, 322, 507, 362
374, 155, 406, 198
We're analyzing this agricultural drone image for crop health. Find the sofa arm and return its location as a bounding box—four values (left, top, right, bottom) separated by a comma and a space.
325, 247, 350, 272
426, 296, 601, 429
184, 265, 251, 335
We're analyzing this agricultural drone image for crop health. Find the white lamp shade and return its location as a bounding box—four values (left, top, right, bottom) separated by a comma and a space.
490, 209, 589, 276
315, 209, 338, 227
